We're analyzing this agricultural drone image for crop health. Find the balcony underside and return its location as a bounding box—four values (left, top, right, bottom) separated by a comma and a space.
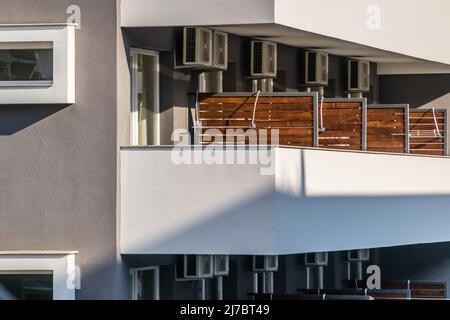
121, 146, 450, 255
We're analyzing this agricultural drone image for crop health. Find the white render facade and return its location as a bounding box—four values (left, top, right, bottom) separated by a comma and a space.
0, 0, 450, 300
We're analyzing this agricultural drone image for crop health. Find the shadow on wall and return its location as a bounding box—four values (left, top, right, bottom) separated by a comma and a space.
0, 104, 69, 135
122, 187, 450, 256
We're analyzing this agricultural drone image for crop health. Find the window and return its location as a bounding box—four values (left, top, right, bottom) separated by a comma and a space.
0, 272, 53, 300
0, 42, 53, 86
130, 267, 160, 300
0, 253, 76, 300
131, 49, 160, 146
0, 24, 75, 104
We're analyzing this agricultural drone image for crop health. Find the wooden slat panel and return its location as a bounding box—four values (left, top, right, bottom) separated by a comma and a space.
199, 95, 315, 147
200, 96, 313, 104
199, 103, 314, 112
319, 101, 363, 150
367, 108, 406, 153
409, 110, 446, 156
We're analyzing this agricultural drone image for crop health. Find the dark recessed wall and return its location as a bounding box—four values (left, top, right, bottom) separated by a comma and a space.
379, 74, 450, 108
124, 27, 380, 105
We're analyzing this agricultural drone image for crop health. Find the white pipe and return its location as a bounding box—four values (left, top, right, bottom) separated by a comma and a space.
262, 272, 267, 294
251, 90, 261, 129
318, 266, 324, 290
217, 276, 223, 300
253, 273, 259, 294
267, 272, 274, 294
319, 96, 324, 131
200, 279, 206, 300
432, 107, 442, 137
306, 267, 311, 289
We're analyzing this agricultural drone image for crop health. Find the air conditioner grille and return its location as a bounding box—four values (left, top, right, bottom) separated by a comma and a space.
350, 60, 359, 89
253, 42, 263, 74
308, 52, 317, 82
185, 28, 197, 63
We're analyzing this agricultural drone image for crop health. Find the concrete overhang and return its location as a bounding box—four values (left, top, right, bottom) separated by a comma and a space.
121, 0, 450, 74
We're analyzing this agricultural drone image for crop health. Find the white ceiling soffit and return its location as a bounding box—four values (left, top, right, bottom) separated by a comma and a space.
121, 0, 450, 68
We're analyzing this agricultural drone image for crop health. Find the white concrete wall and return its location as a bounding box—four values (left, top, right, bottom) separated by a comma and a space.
121, 0, 450, 66
121, 147, 450, 255
120, 0, 274, 27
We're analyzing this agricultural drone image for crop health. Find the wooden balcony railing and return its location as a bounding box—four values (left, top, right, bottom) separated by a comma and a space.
196, 92, 448, 156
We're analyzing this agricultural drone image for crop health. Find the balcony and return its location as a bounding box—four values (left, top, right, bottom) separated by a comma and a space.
120, 146, 450, 255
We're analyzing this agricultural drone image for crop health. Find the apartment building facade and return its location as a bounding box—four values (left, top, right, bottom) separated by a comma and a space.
0, 0, 450, 300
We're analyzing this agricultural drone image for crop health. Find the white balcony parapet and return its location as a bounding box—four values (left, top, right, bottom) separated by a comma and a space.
121, 146, 450, 255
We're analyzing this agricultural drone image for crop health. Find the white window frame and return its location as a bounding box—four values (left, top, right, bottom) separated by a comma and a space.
183, 255, 214, 279
0, 252, 76, 300
252, 255, 278, 272
129, 266, 160, 300
0, 24, 76, 105
130, 48, 160, 146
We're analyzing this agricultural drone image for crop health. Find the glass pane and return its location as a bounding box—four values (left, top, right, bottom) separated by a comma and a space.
136, 53, 158, 145
0, 49, 53, 81
139, 270, 156, 300
266, 256, 277, 269
0, 273, 53, 300
215, 255, 227, 273
306, 253, 316, 264
254, 256, 265, 270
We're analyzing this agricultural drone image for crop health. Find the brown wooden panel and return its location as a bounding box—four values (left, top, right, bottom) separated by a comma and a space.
199, 103, 314, 112
199, 95, 315, 147
322, 102, 362, 109
319, 101, 363, 150
367, 108, 406, 153
200, 96, 313, 103
410, 150, 445, 156
409, 110, 446, 156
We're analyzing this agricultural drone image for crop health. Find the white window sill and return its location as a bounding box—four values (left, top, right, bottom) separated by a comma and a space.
0, 81, 54, 88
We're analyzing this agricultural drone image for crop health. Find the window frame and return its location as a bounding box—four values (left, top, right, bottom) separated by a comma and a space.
129, 266, 160, 300
130, 48, 160, 146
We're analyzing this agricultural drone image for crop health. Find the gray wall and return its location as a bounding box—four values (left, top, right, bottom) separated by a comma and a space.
379, 73, 450, 153
0, 0, 126, 299
379, 74, 450, 108
379, 242, 450, 296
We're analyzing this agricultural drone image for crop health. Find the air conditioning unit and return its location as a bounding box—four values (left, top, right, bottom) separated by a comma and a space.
305, 51, 329, 86
183, 27, 213, 67
347, 249, 370, 262
175, 255, 214, 280
213, 31, 228, 70
252, 255, 278, 272
214, 255, 229, 276
304, 252, 328, 266
348, 59, 370, 92
251, 41, 277, 78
